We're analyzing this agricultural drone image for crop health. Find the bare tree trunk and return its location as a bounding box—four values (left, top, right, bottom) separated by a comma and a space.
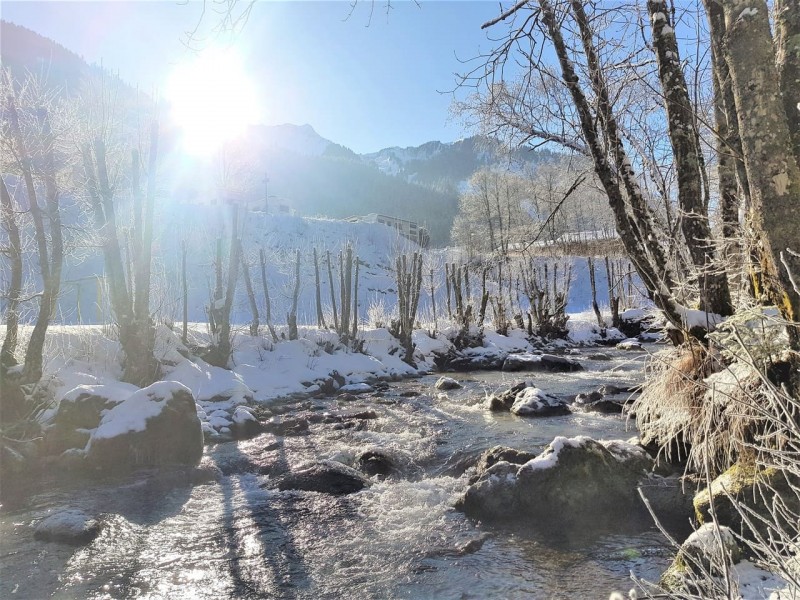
478, 268, 489, 326
445, 263, 452, 318
720, 0, 800, 348
133, 122, 158, 323
83, 139, 157, 384
241, 249, 259, 336
647, 0, 732, 316
588, 256, 604, 329
429, 268, 438, 332
533, 0, 682, 329
326, 250, 339, 333
313, 247, 327, 329
258, 247, 278, 342
288, 248, 300, 341
0, 177, 22, 367
351, 258, 359, 343
218, 204, 241, 358
6, 97, 62, 383
775, 0, 800, 165
394, 252, 423, 364
604, 256, 621, 329
181, 240, 188, 345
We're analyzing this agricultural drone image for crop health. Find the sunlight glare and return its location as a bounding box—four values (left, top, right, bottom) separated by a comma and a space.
166, 47, 261, 156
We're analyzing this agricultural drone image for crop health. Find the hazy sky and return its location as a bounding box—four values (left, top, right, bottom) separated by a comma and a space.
2, 1, 502, 153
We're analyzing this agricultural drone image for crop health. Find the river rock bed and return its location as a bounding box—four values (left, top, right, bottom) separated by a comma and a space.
1, 346, 683, 599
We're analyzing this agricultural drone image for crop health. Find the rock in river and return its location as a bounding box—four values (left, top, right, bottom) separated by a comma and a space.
34, 509, 103, 545
86, 381, 203, 473
273, 460, 372, 495
502, 353, 583, 373
457, 436, 653, 530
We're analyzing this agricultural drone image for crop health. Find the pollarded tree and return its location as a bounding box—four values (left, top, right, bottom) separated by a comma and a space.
0, 72, 67, 425
77, 75, 161, 385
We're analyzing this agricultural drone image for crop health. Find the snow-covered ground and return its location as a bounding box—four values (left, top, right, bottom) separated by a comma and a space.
21, 305, 627, 442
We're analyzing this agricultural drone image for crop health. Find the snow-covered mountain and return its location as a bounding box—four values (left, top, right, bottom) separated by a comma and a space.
362, 137, 558, 192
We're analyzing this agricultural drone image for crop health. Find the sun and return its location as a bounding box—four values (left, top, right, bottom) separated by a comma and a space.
166, 47, 261, 156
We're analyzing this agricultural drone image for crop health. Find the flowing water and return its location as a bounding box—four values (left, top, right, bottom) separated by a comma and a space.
0, 347, 677, 599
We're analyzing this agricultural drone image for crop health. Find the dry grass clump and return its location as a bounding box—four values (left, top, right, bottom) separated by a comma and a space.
633, 344, 768, 477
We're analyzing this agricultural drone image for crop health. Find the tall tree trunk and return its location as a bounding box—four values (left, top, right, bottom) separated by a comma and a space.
181, 240, 188, 345
241, 249, 259, 336
536, 0, 682, 327
326, 250, 339, 333
313, 247, 327, 329
219, 204, 241, 357
775, 0, 800, 166
588, 256, 604, 329
22, 109, 63, 383
0, 176, 22, 367
288, 248, 300, 341
259, 247, 278, 342
647, 0, 732, 316
721, 0, 800, 348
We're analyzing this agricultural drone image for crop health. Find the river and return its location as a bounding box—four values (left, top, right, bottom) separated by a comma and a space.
0, 346, 676, 599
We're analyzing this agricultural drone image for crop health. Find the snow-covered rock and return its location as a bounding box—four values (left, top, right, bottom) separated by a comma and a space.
510, 387, 570, 417
339, 383, 374, 394
486, 381, 569, 417
34, 509, 103, 545
87, 381, 203, 472
661, 522, 742, 592
43, 383, 136, 456
616, 339, 644, 351
457, 436, 654, 529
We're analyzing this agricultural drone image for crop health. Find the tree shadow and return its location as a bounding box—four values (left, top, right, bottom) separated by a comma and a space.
209, 434, 314, 598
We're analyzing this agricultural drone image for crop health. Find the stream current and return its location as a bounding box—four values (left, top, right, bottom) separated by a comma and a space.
0, 347, 676, 599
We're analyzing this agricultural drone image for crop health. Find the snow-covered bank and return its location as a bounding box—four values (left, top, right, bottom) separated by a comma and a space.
20, 310, 645, 441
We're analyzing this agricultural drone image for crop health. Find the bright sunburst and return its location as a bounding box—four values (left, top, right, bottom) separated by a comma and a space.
166, 47, 261, 156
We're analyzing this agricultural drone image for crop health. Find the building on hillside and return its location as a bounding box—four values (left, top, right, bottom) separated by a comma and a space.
349, 213, 430, 248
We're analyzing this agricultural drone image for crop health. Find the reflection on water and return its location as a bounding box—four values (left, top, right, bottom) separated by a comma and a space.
0, 346, 671, 599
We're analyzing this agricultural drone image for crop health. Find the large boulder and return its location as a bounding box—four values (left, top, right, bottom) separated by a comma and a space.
457, 436, 653, 529
510, 387, 570, 417
502, 353, 583, 373
43, 384, 135, 456
272, 460, 371, 495
86, 381, 203, 473
693, 462, 800, 538
486, 381, 569, 417
468, 446, 537, 484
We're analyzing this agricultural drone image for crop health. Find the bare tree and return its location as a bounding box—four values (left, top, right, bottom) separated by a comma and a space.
0, 74, 66, 426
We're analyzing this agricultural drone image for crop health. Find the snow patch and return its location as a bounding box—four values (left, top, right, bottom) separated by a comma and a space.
92, 381, 192, 440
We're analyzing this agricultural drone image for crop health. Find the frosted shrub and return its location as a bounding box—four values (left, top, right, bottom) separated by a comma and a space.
708, 306, 787, 369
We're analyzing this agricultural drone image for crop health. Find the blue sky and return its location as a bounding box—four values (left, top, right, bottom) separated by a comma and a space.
2, 1, 501, 153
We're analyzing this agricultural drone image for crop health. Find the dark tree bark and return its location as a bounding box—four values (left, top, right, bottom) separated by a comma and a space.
647, 0, 732, 316
775, 0, 800, 166
718, 0, 800, 348
531, 0, 682, 327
